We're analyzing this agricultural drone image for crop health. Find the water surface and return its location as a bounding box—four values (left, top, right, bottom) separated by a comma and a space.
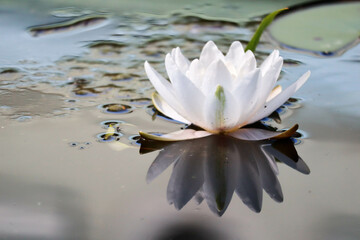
0, 1, 359, 239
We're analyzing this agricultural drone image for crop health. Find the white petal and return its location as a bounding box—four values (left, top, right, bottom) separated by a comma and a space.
226, 41, 244, 61
202, 59, 233, 95
162, 129, 212, 140
243, 58, 283, 123
266, 85, 282, 102
248, 71, 311, 124
236, 50, 257, 77
225, 41, 245, 69
203, 85, 240, 132
185, 59, 205, 88
229, 124, 299, 141
228, 128, 284, 141
233, 68, 261, 95
173, 47, 190, 74
152, 93, 190, 124
199, 41, 225, 67
139, 130, 211, 141
232, 69, 262, 127
260, 50, 280, 75
144, 61, 182, 112
165, 55, 205, 127
253, 58, 283, 108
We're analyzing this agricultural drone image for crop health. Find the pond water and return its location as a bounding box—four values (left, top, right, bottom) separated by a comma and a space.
0, 0, 359, 239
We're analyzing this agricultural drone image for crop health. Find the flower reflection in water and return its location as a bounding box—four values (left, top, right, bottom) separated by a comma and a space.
140, 133, 309, 216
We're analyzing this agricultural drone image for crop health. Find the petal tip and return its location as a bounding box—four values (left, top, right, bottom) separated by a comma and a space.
272, 124, 299, 139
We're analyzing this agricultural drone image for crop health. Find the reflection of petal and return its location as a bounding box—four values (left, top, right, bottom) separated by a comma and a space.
263, 139, 311, 174
140, 133, 310, 215
258, 146, 283, 202
146, 143, 185, 183
235, 141, 263, 212
203, 136, 238, 216
167, 141, 205, 210
193, 189, 205, 205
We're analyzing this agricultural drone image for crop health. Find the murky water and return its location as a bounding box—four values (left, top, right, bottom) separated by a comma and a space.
0, 1, 359, 239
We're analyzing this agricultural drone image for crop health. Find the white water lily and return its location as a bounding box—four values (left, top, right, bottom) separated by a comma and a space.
143, 41, 310, 140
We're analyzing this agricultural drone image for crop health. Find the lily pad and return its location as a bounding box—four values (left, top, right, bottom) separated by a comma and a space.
269, 2, 360, 55
2, 0, 313, 23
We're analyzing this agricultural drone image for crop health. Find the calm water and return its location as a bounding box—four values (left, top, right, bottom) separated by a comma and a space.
0, 1, 359, 239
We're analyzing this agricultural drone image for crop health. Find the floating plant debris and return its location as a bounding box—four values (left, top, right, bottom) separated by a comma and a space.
88, 40, 126, 49
64, 99, 78, 103
283, 58, 302, 66
87, 40, 126, 54
0, 68, 20, 74
28, 14, 108, 37
97, 132, 123, 142
74, 88, 101, 96
70, 77, 103, 96
100, 103, 133, 114
123, 97, 152, 105
103, 124, 116, 140
102, 72, 140, 81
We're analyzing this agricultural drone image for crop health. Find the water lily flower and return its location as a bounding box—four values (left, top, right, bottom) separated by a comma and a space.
142, 41, 310, 141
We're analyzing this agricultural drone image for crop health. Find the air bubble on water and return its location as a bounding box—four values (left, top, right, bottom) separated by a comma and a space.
128, 135, 141, 145
69, 142, 78, 147
100, 120, 126, 128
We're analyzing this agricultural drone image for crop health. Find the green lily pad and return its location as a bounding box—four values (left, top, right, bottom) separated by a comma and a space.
269, 2, 360, 55
2, 0, 312, 24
